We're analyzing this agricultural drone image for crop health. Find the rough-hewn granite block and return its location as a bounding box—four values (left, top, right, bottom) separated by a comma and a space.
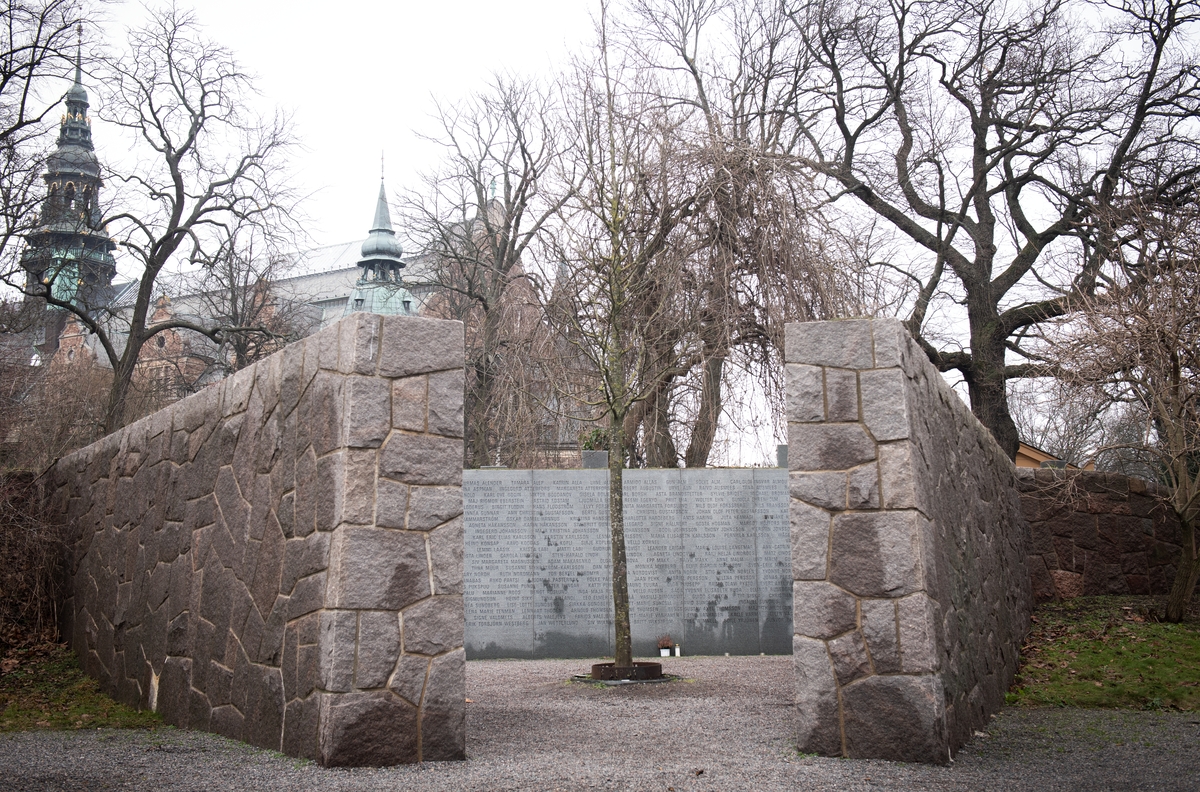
47, 314, 466, 767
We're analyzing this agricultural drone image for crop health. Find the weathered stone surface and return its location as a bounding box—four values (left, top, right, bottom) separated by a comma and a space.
878, 442, 917, 509
47, 313, 466, 768
337, 313, 382, 376
859, 369, 910, 441
318, 610, 357, 693
785, 364, 824, 423
784, 319, 874, 368
825, 369, 859, 422
379, 434, 462, 486
356, 611, 401, 689
343, 376, 390, 448
842, 675, 948, 764
421, 648, 466, 760
429, 518, 464, 595
846, 464, 879, 509
319, 692, 419, 767
792, 581, 857, 639
427, 369, 465, 438
790, 472, 845, 511
403, 597, 464, 656
378, 316, 465, 378
829, 512, 921, 597
827, 630, 871, 685
898, 594, 939, 672
407, 487, 463, 531
860, 599, 900, 673
789, 499, 830, 580
788, 424, 876, 471
389, 654, 430, 706
391, 376, 427, 432
375, 479, 409, 530
1017, 469, 1184, 600
328, 528, 431, 610
792, 636, 842, 756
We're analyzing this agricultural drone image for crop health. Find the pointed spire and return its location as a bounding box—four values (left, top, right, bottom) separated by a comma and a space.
74, 23, 83, 86
371, 178, 393, 233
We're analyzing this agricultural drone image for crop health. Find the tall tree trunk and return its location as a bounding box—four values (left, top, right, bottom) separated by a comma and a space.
104, 346, 141, 435
685, 349, 724, 468
642, 381, 677, 468
607, 419, 632, 668
966, 302, 1020, 460
1165, 518, 1198, 622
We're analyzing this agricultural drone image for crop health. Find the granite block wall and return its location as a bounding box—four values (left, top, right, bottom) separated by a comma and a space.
786, 318, 1031, 764
1018, 469, 1184, 601
47, 313, 466, 767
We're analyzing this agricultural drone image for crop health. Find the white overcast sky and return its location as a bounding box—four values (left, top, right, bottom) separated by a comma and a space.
98, 0, 596, 250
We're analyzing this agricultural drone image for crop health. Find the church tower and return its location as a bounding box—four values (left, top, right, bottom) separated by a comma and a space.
344, 176, 415, 316
21, 29, 117, 331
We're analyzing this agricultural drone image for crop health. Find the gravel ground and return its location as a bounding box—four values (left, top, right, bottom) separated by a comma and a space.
2, 656, 1197, 791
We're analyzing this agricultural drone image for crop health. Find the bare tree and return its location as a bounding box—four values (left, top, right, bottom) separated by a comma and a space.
180, 221, 309, 380
779, 0, 1200, 459
576, 0, 869, 466
540, 7, 717, 668
4, 6, 299, 433
1050, 201, 1200, 621
400, 76, 568, 468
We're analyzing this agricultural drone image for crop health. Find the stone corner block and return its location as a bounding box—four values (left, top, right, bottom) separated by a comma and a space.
829, 511, 922, 597
338, 313, 383, 376
343, 376, 391, 448
841, 675, 948, 764
378, 316, 465, 378
380, 433, 463, 486
859, 368, 910, 442
792, 581, 857, 639
784, 319, 874, 368
789, 423, 876, 471
318, 691, 419, 767
327, 527, 431, 610
785, 364, 824, 423
792, 635, 843, 756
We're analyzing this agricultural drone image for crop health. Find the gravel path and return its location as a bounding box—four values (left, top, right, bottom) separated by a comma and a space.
2, 656, 1197, 791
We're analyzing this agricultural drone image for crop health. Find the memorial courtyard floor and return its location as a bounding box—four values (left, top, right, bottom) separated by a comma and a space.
1, 655, 1197, 791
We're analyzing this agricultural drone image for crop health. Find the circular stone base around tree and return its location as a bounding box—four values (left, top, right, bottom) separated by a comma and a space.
588, 661, 663, 681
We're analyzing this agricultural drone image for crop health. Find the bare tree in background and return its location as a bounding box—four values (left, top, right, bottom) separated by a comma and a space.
1050, 202, 1200, 621
401, 77, 569, 468
585, 0, 869, 466
780, 0, 1200, 460
181, 222, 309, 380
3, 6, 299, 433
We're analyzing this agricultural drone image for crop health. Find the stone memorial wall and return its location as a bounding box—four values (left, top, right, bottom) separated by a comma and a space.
786, 318, 1030, 764
46, 313, 467, 767
463, 468, 790, 658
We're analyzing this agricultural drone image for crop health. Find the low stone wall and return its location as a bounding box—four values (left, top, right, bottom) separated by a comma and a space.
1018, 469, 1184, 601
46, 313, 466, 766
786, 318, 1030, 764
463, 468, 790, 659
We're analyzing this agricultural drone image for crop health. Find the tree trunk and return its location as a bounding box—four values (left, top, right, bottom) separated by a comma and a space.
607, 421, 633, 667
642, 381, 677, 468
103, 347, 140, 435
1165, 519, 1198, 622
685, 350, 724, 468
965, 303, 1020, 461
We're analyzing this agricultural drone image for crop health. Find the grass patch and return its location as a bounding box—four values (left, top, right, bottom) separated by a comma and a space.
0, 643, 161, 731
1007, 595, 1200, 711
